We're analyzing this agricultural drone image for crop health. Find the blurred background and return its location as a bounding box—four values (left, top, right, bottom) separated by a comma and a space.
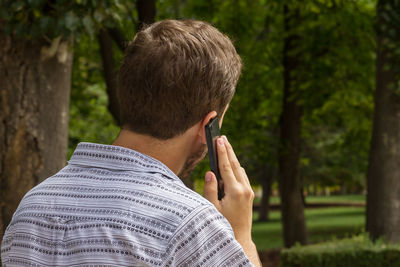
2, 0, 400, 266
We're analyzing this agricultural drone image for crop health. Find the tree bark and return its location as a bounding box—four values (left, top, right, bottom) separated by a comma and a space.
278, 4, 308, 248
258, 165, 275, 222
0, 33, 73, 241
99, 0, 156, 124
136, 0, 156, 31
107, 27, 128, 51
98, 29, 121, 125
366, 0, 400, 243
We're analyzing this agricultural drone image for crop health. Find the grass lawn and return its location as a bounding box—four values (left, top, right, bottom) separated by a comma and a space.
252, 195, 365, 250
265, 194, 366, 205
305, 194, 365, 203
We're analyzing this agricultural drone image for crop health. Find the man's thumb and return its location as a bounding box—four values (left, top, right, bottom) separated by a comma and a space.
204, 171, 219, 205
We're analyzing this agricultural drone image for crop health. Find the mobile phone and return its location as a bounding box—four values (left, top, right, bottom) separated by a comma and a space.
205, 116, 224, 200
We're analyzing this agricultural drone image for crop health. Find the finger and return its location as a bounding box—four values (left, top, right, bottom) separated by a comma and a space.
240, 166, 251, 187
217, 137, 236, 187
204, 171, 220, 208
222, 136, 246, 184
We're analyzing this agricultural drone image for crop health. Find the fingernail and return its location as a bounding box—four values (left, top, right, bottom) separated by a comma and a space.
223, 135, 228, 142
205, 172, 212, 182
218, 138, 224, 145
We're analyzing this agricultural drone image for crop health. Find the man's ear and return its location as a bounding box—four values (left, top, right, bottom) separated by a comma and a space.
198, 111, 217, 144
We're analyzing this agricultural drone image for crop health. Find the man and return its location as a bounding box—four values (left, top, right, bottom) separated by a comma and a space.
1, 20, 261, 266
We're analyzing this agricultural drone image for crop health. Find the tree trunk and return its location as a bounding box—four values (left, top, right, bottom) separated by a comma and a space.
259, 166, 275, 222
0, 33, 73, 241
136, 0, 156, 31
366, 0, 400, 243
278, 4, 308, 248
99, 29, 121, 125
108, 27, 128, 51
100, 0, 156, 124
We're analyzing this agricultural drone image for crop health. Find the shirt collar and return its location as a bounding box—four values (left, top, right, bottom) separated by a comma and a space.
68, 142, 180, 182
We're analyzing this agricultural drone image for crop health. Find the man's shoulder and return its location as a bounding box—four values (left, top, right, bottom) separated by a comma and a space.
26, 163, 212, 217
19, 164, 215, 237
3, 164, 226, 266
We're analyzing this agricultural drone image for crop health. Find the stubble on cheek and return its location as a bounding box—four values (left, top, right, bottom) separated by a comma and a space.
178, 144, 207, 180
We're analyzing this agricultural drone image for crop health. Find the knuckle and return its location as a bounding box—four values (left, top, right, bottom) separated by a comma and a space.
226, 144, 233, 153
230, 187, 243, 197
241, 187, 254, 199
221, 162, 231, 173
248, 189, 255, 200
231, 159, 241, 170
218, 144, 227, 155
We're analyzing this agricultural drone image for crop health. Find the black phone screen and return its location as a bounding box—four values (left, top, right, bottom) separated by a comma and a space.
205, 116, 224, 200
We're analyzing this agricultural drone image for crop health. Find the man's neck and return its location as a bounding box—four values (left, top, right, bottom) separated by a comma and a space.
112, 129, 197, 175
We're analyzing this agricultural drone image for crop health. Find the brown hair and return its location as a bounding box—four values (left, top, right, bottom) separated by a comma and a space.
117, 19, 242, 139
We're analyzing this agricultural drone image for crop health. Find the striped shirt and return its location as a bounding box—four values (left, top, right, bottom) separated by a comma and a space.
1, 142, 252, 266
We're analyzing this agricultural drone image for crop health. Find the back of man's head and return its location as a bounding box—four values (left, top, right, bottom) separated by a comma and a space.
117, 20, 242, 139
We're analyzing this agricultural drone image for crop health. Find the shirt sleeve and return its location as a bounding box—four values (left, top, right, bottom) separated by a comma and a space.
161, 204, 254, 267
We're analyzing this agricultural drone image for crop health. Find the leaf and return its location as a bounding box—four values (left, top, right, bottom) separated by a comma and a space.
0, 7, 10, 20
64, 11, 79, 32
82, 15, 95, 36
93, 10, 104, 23
28, 0, 45, 7
40, 16, 54, 32
11, 0, 25, 12
33, 9, 41, 18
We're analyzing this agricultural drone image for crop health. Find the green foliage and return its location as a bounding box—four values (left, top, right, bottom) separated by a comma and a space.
1, 0, 380, 193
177, 0, 283, 183
294, 0, 376, 190
281, 234, 400, 267
68, 82, 119, 159
0, 0, 135, 39
377, 0, 400, 95
68, 33, 119, 159
182, 0, 377, 191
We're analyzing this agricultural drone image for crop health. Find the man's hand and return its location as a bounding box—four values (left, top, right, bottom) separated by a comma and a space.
204, 136, 261, 267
